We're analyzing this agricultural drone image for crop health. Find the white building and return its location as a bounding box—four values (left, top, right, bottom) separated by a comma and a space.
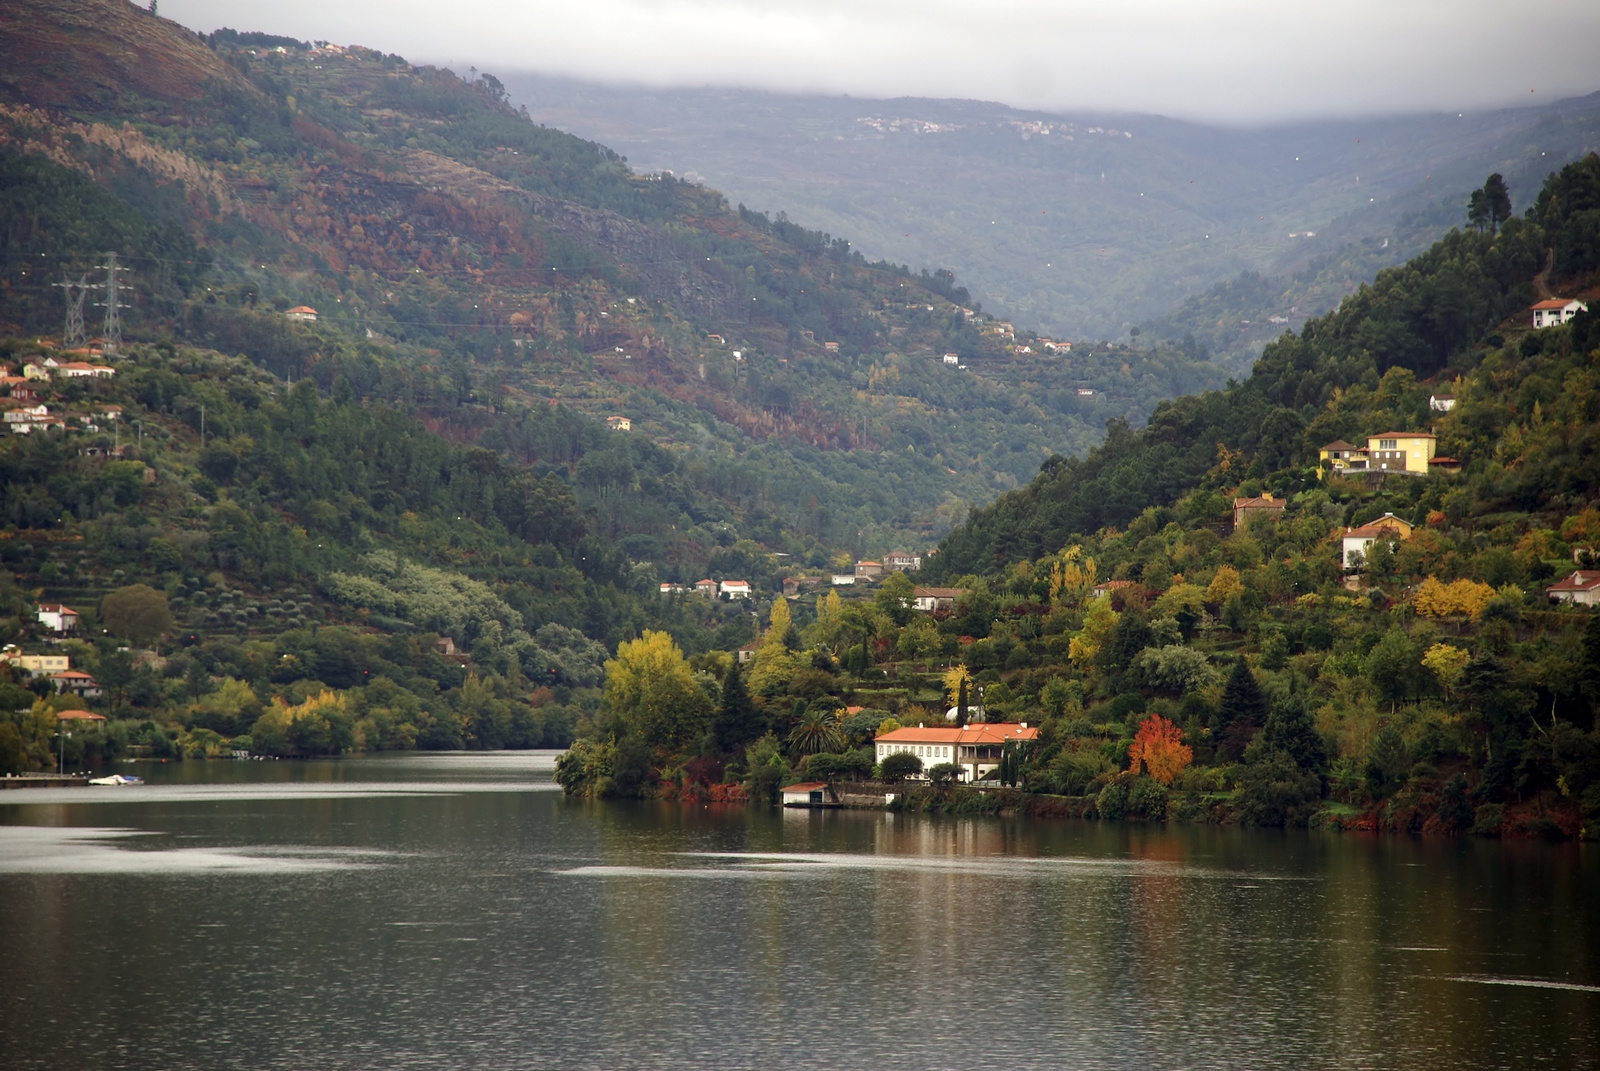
1531, 298, 1587, 329
285, 306, 319, 322
1547, 570, 1600, 605
36, 604, 80, 633
719, 579, 752, 599
874, 722, 1037, 783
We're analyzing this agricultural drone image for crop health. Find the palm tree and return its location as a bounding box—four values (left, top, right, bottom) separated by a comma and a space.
787, 708, 844, 757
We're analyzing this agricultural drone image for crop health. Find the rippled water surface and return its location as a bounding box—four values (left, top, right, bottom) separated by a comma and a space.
1, 753, 1595, 1070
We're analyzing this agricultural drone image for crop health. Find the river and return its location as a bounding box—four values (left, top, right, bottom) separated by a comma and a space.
0, 752, 1595, 1069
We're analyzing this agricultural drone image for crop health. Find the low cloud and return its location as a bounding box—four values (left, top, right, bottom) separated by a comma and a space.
163, 0, 1600, 123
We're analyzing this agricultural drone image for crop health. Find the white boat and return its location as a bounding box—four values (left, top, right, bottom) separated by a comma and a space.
88, 774, 144, 786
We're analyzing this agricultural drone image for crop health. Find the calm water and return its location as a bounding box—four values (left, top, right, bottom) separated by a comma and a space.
0, 754, 1595, 1070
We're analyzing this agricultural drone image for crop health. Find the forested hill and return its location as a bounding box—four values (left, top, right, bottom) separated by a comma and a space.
0, 0, 1221, 559
924, 155, 1600, 580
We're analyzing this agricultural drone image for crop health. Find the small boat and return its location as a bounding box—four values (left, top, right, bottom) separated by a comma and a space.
88, 774, 144, 786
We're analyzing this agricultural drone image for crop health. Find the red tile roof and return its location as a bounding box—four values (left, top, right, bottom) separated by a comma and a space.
56, 710, 105, 721
876, 723, 1038, 745
1547, 570, 1600, 592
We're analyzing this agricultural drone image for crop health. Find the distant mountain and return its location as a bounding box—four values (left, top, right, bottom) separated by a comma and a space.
504, 74, 1600, 350
0, 0, 1222, 566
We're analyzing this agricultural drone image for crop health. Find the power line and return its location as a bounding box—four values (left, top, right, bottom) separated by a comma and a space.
53, 273, 89, 348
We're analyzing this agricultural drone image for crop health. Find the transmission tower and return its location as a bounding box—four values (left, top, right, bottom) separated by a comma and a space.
93, 252, 130, 356
53, 274, 90, 348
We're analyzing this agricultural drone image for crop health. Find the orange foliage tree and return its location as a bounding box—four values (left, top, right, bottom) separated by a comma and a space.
1127, 714, 1193, 786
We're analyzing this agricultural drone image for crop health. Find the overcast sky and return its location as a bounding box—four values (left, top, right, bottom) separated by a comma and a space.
163, 0, 1600, 124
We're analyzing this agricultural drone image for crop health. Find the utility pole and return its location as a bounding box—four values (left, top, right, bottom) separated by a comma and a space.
93, 252, 130, 356
200, 404, 205, 448
53, 274, 89, 348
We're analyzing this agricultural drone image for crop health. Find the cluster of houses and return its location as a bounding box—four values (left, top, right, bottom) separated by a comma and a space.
659, 579, 753, 599
1, 357, 121, 436
1, 645, 101, 699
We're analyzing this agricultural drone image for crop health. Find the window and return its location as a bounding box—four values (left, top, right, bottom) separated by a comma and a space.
1380, 439, 1396, 450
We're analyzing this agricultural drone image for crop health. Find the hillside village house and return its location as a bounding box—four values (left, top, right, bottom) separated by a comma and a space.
1232, 492, 1285, 529
51, 670, 102, 698
942, 353, 960, 366
1340, 513, 1413, 570
1367, 431, 1436, 473
719, 579, 752, 599
884, 551, 921, 572
693, 579, 718, 597
36, 604, 79, 633
285, 306, 318, 322
1429, 393, 1457, 412
831, 574, 857, 586
605, 416, 631, 432
0, 647, 70, 677
854, 560, 883, 580
659, 582, 685, 595
53, 361, 114, 379
875, 722, 1038, 783
1092, 579, 1138, 600
1547, 570, 1600, 605
736, 639, 762, 665
912, 586, 963, 612
1531, 298, 1587, 329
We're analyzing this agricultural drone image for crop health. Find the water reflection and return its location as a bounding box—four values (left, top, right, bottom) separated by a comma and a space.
0, 754, 1594, 1071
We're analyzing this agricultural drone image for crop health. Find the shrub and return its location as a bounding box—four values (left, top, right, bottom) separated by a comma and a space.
1235, 751, 1321, 827
1472, 803, 1505, 836
877, 751, 923, 782
1127, 777, 1169, 820
1096, 780, 1129, 819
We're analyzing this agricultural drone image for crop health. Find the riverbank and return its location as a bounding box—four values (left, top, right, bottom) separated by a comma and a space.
866, 782, 1587, 839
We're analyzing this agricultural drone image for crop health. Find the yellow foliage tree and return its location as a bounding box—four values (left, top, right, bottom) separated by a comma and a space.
1445, 579, 1496, 620
1068, 595, 1120, 667
766, 597, 792, 642
1205, 564, 1243, 605
1049, 545, 1097, 603
604, 630, 712, 749
1412, 576, 1451, 617
942, 665, 972, 709
1422, 643, 1470, 692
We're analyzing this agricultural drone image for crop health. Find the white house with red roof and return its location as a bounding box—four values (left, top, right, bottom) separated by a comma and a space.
36, 604, 79, 633
780, 781, 840, 807
875, 722, 1038, 783
1546, 570, 1600, 606
285, 306, 319, 322
51, 670, 102, 698
719, 579, 752, 599
1531, 298, 1587, 329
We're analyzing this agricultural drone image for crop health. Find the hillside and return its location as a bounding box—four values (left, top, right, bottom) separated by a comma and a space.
0, 0, 1221, 559
549, 156, 1600, 840
507, 73, 1600, 350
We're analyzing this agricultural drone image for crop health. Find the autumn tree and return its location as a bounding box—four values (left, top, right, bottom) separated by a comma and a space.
1205, 564, 1242, 605
603, 630, 711, 751
1126, 714, 1192, 785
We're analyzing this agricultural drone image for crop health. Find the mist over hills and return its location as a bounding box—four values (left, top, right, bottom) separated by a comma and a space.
506, 73, 1600, 363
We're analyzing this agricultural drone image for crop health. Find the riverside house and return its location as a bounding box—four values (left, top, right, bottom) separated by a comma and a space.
875, 722, 1038, 783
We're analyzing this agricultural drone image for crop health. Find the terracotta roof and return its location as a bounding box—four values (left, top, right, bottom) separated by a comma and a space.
1343, 520, 1409, 539
1428, 457, 1460, 464
876, 723, 1039, 745
286, 305, 318, 314
1531, 298, 1577, 310
913, 586, 964, 598
38, 604, 78, 615
780, 782, 829, 793
55, 710, 105, 721
1234, 495, 1284, 508
1320, 440, 1359, 451
1547, 570, 1600, 592
1370, 431, 1435, 439
50, 671, 95, 680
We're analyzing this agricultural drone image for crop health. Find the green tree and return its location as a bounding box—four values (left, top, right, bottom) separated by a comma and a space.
788, 707, 845, 757
1482, 173, 1512, 234
874, 571, 915, 626
878, 751, 922, 782
1215, 659, 1268, 760
1364, 628, 1416, 711
711, 660, 763, 755
1248, 689, 1327, 774
100, 585, 173, 646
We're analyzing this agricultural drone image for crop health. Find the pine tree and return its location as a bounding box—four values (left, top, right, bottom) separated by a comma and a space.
1215, 660, 1268, 761
1253, 688, 1327, 774
712, 661, 763, 756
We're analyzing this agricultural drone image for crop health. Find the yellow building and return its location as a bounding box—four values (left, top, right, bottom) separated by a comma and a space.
1365, 432, 1435, 474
